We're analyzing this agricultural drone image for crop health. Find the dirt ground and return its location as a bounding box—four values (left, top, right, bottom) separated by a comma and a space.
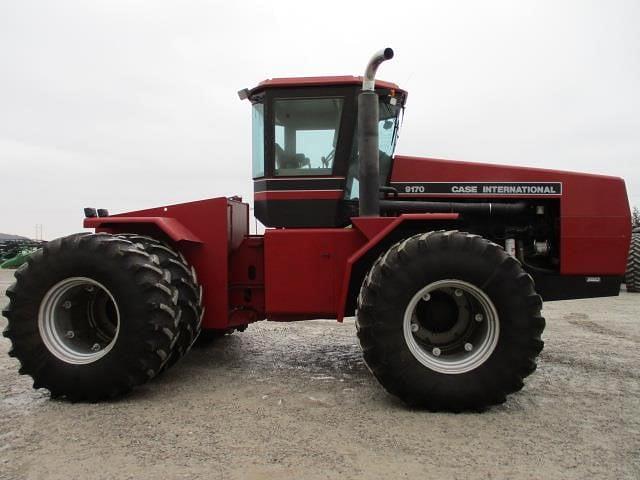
0, 268, 638, 480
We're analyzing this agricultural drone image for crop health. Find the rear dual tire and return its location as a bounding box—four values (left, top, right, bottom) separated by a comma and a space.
357, 231, 545, 411
2, 233, 202, 401
117, 234, 203, 369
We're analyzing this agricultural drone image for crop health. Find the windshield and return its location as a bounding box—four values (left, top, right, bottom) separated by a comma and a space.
345, 98, 403, 200
378, 101, 401, 157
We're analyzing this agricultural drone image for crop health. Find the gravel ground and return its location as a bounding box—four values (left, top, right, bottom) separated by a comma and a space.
1, 268, 639, 479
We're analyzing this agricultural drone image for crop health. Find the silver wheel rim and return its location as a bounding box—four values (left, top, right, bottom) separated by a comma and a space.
38, 277, 120, 365
403, 279, 499, 374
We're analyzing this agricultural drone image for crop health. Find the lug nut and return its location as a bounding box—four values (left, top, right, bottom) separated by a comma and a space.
454, 289, 463, 297
422, 293, 431, 302
62, 301, 72, 309
411, 323, 419, 333
85, 285, 94, 292
91, 343, 101, 352
474, 313, 484, 322
65, 330, 75, 339
432, 347, 441, 357
464, 343, 473, 352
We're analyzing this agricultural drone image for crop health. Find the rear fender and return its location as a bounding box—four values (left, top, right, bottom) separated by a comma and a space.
83, 197, 249, 330
83, 216, 202, 244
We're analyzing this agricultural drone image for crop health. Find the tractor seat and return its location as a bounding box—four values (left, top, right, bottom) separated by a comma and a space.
275, 143, 311, 170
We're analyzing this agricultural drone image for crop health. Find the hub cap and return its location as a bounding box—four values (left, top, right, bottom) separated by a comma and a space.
38, 277, 120, 364
403, 279, 499, 374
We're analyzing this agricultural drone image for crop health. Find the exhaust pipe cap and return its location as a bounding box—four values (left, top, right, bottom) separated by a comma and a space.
363, 47, 395, 91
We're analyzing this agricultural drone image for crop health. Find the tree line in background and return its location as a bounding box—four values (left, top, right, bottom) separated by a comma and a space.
634, 206, 640, 228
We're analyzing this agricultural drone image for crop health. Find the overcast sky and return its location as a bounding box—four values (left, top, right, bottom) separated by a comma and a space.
1, 0, 639, 239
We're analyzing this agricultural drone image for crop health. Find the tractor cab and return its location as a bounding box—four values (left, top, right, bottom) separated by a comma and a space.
244, 76, 407, 227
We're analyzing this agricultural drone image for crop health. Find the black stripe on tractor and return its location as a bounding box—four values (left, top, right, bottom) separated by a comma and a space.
525, 271, 622, 301
391, 182, 563, 196
255, 199, 351, 228
254, 178, 345, 192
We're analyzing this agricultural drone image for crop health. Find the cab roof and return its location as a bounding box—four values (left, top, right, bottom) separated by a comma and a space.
249, 75, 403, 95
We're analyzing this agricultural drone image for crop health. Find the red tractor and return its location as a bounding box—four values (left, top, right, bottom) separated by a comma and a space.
3, 49, 632, 411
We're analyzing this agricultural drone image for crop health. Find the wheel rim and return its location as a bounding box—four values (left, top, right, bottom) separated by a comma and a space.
38, 277, 120, 365
403, 279, 499, 374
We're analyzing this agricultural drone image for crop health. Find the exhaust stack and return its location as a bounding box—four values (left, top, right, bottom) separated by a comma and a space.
358, 48, 394, 217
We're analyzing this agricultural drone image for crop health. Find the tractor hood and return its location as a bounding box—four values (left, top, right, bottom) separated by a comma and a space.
389, 155, 632, 275
389, 155, 629, 216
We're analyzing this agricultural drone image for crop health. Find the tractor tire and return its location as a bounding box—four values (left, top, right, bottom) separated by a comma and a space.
2, 233, 179, 401
625, 232, 640, 293
356, 230, 545, 411
117, 234, 203, 369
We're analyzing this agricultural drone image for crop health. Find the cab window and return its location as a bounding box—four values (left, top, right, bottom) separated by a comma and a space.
273, 97, 343, 176
251, 103, 265, 178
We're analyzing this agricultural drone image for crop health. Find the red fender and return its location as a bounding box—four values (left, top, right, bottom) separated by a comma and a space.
83, 197, 249, 330
337, 213, 459, 321
83, 216, 202, 244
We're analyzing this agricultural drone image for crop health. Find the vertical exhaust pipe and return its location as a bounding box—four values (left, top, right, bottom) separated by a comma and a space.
358, 47, 394, 217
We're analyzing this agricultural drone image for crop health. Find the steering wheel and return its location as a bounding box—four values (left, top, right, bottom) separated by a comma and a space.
321, 149, 336, 168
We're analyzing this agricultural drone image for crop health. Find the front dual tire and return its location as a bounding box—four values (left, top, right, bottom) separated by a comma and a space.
2, 233, 202, 401
357, 231, 545, 411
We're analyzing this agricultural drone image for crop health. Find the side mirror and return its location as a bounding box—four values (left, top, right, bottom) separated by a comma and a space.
237, 88, 250, 101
